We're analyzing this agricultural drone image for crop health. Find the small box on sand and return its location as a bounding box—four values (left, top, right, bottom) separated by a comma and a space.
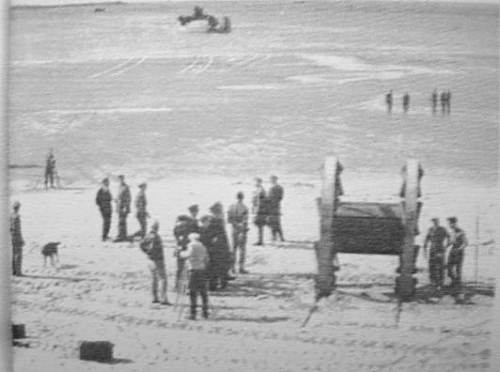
79, 341, 114, 362
12, 324, 26, 339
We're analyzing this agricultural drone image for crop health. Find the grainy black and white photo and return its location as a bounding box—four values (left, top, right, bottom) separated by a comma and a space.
4, 0, 499, 371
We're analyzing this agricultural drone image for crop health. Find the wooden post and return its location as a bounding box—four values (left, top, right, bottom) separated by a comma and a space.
397, 159, 420, 300
315, 156, 339, 299
474, 211, 479, 283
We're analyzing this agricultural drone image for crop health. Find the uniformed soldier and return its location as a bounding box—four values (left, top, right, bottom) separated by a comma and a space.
227, 192, 249, 274
10, 201, 25, 276
140, 221, 171, 305
187, 204, 200, 233
447, 217, 468, 288
423, 218, 449, 292
134, 183, 149, 239
114, 175, 131, 242
267, 175, 284, 242
95, 178, 112, 241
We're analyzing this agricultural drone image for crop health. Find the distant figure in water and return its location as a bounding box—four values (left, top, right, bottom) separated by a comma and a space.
193, 6, 205, 19
402, 93, 410, 113
133, 182, 149, 239
267, 175, 285, 242
114, 175, 131, 242
431, 89, 438, 115
44, 148, 57, 190
385, 90, 393, 114
440, 91, 447, 115
446, 90, 452, 115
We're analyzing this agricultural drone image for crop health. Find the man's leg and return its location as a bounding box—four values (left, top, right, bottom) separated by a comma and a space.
239, 233, 247, 273
14, 247, 22, 276
276, 216, 284, 241
150, 264, 159, 302
256, 225, 263, 245
189, 272, 197, 319
158, 263, 169, 304
200, 272, 209, 318
456, 254, 464, 287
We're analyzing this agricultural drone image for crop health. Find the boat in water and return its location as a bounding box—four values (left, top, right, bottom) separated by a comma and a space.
178, 6, 231, 34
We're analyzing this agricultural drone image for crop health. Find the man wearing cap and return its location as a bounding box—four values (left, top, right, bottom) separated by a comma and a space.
227, 192, 249, 274
114, 175, 131, 242
134, 183, 149, 239
10, 201, 25, 276
423, 218, 449, 292
252, 177, 267, 245
267, 175, 285, 242
95, 178, 113, 241
446, 217, 468, 288
187, 205, 200, 233
179, 232, 210, 319
140, 221, 171, 305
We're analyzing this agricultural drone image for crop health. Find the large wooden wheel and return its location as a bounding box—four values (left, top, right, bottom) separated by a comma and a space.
315, 156, 339, 299
396, 158, 421, 300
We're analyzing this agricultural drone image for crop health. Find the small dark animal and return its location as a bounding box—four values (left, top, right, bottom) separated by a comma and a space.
41, 242, 60, 267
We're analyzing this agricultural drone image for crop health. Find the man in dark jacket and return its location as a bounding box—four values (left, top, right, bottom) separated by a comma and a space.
423, 218, 449, 292
140, 221, 171, 305
447, 217, 468, 289
114, 175, 131, 242
267, 175, 284, 242
173, 212, 199, 290
10, 201, 25, 276
134, 182, 149, 239
95, 178, 112, 241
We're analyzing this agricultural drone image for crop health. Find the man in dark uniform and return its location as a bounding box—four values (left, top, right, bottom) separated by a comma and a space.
252, 177, 267, 246
10, 201, 25, 276
440, 91, 447, 115
423, 218, 449, 292
134, 182, 149, 239
95, 178, 112, 241
267, 175, 284, 242
140, 221, 171, 305
187, 205, 200, 233
447, 217, 468, 289
114, 175, 131, 242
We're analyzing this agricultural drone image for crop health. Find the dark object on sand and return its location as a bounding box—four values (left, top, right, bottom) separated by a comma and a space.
94, 8, 105, 12
79, 341, 114, 362
178, 7, 231, 34
315, 156, 422, 302
42, 242, 60, 266
12, 324, 26, 339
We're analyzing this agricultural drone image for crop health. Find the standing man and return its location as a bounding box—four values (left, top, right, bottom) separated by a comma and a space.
95, 178, 113, 241
440, 91, 447, 115
446, 90, 452, 114
227, 192, 249, 274
44, 148, 56, 190
431, 89, 438, 115
140, 221, 171, 305
252, 177, 267, 246
385, 90, 393, 114
10, 201, 25, 276
447, 217, 468, 289
179, 233, 210, 320
423, 218, 449, 293
134, 182, 149, 239
187, 205, 200, 233
114, 175, 131, 242
267, 175, 285, 242
402, 93, 410, 113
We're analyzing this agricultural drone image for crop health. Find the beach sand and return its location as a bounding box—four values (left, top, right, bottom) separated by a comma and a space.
10, 173, 497, 372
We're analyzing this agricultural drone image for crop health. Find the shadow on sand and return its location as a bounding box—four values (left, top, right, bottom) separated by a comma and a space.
18, 274, 88, 282
212, 315, 290, 323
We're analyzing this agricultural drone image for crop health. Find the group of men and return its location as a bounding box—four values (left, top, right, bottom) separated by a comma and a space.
423, 216, 468, 294
93, 174, 285, 319
385, 89, 452, 115
95, 175, 148, 242
385, 90, 411, 114
431, 89, 452, 115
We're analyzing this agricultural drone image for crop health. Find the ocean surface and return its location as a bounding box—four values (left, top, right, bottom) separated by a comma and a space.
8, 0, 499, 189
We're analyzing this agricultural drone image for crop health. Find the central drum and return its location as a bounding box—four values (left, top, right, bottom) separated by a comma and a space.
332, 202, 405, 255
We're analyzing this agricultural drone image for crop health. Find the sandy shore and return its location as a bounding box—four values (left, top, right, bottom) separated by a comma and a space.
9, 172, 497, 372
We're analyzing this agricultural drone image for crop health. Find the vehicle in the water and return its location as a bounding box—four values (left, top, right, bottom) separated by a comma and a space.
178, 6, 231, 34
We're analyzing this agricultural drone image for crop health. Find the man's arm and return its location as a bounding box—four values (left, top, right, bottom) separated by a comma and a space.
179, 244, 192, 259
